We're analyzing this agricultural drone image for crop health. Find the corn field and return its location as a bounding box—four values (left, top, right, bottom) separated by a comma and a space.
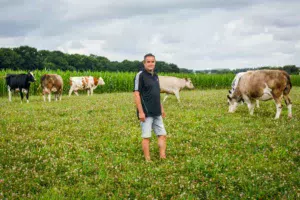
0, 70, 299, 96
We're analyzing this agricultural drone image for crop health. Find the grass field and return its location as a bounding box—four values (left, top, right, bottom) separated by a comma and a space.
0, 88, 299, 199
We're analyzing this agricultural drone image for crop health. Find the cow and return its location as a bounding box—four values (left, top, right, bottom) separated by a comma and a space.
5, 72, 36, 103
227, 70, 292, 119
230, 72, 260, 108
69, 76, 105, 96
159, 76, 194, 102
41, 74, 63, 102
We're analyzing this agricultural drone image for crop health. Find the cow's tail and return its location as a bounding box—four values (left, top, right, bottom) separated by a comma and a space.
283, 72, 292, 95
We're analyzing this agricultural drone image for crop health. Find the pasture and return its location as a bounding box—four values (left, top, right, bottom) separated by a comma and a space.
0, 88, 299, 199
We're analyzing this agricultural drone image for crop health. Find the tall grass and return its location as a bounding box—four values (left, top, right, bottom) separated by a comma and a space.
0, 70, 299, 96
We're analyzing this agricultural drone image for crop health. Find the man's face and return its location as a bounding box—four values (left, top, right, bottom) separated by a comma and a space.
143, 56, 156, 72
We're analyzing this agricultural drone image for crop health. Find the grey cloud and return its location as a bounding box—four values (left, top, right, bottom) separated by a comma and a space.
0, 0, 300, 69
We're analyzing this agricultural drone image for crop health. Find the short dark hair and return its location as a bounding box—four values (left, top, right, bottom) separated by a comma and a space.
144, 53, 155, 61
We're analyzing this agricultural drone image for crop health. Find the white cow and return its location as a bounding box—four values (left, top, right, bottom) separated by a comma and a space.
69, 76, 105, 96
159, 76, 194, 102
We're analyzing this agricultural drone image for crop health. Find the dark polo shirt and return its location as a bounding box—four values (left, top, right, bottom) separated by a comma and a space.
133, 69, 161, 117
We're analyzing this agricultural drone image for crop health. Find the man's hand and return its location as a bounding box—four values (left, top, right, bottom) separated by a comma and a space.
162, 110, 166, 118
139, 112, 146, 122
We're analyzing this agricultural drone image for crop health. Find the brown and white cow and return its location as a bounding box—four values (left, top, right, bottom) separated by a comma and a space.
69, 76, 105, 96
159, 76, 194, 102
41, 74, 63, 102
227, 70, 292, 119
230, 72, 260, 108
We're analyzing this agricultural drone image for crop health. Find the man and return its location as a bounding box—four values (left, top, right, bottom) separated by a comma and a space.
133, 53, 167, 161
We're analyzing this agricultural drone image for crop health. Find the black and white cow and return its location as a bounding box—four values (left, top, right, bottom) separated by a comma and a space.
6, 72, 36, 103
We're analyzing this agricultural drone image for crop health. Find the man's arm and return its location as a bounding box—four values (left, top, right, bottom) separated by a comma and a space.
134, 91, 145, 122
161, 103, 166, 118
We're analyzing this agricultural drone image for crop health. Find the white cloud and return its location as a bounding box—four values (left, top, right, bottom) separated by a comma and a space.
0, 0, 300, 70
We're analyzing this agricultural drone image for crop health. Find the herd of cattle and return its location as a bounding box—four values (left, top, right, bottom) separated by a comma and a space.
5, 73, 105, 102
4, 70, 293, 119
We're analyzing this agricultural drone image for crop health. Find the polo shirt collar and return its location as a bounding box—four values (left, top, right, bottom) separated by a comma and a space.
143, 68, 157, 76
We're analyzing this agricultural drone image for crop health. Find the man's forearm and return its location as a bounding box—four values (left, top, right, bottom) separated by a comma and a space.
134, 91, 144, 114
161, 104, 164, 112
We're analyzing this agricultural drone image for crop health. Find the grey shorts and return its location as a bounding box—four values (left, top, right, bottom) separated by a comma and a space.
140, 116, 167, 138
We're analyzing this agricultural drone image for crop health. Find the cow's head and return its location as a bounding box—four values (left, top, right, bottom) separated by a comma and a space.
185, 78, 194, 89
227, 94, 238, 113
227, 92, 243, 113
28, 72, 36, 82
98, 77, 105, 85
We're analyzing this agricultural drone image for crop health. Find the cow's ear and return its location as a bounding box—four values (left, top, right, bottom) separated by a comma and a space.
227, 95, 232, 100
229, 90, 231, 94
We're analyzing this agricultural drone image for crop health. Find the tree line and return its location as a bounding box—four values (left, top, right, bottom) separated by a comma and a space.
196, 65, 300, 75
0, 46, 182, 73
0, 45, 299, 74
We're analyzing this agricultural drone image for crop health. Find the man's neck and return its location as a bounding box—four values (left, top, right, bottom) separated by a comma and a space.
145, 69, 154, 75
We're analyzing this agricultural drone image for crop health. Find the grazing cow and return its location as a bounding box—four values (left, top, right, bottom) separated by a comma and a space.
159, 76, 194, 102
227, 70, 292, 119
41, 74, 63, 102
5, 72, 36, 103
230, 72, 260, 108
69, 76, 105, 96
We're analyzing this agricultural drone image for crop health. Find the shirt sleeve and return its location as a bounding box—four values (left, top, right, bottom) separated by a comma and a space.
133, 71, 143, 92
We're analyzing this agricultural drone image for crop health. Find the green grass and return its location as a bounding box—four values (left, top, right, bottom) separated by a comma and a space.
0, 88, 299, 199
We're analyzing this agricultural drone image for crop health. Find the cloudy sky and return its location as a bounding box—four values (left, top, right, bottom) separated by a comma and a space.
0, 0, 300, 70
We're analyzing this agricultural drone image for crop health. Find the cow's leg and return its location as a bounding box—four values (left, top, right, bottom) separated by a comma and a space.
59, 91, 62, 101
48, 92, 51, 102
87, 89, 90, 96
163, 94, 169, 103
243, 96, 255, 115
283, 95, 292, 118
247, 102, 255, 115
68, 88, 73, 96
256, 100, 260, 108
91, 88, 94, 96
8, 86, 12, 102
74, 90, 79, 96
174, 90, 180, 102
19, 87, 24, 103
274, 97, 283, 119
25, 88, 30, 103
42, 90, 46, 102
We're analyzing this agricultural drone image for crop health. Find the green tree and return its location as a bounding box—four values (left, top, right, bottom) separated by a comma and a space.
13, 46, 39, 70
0, 48, 22, 70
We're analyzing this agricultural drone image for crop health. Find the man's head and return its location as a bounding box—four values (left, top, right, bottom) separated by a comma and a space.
143, 53, 156, 72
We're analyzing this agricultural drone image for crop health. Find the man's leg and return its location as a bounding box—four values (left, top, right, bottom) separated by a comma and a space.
153, 116, 167, 159
142, 138, 151, 161
141, 117, 153, 161
158, 135, 166, 159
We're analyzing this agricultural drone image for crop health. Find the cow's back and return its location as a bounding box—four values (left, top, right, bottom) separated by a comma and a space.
70, 76, 94, 89
239, 70, 290, 98
41, 74, 63, 91
6, 74, 27, 89
70, 77, 85, 85
159, 76, 182, 88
